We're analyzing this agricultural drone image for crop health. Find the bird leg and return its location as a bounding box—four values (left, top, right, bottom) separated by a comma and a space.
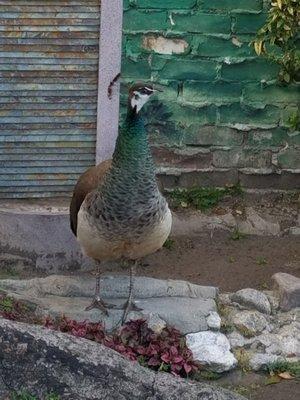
121, 260, 142, 324
85, 263, 115, 315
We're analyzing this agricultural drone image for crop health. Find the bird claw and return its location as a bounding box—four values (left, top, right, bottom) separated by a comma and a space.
121, 300, 142, 324
85, 297, 117, 315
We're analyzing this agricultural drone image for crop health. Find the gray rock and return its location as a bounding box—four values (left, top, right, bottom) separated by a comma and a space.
0, 274, 218, 300
186, 331, 237, 373
0, 318, 246, 400
232, 311, 268, 337
249, 353, 284, 371
227, 331, 254, 349
218, 293, 232, 306
237, 208, 280, 236
289, 226, 300, 235
145, 313, 167, 334
252, 323, 300, 357
0, 275, 217, 334
231, 288, 271, 314
272, 273, 300, 311
263, 291, 280, 313
206, 311, 221, 330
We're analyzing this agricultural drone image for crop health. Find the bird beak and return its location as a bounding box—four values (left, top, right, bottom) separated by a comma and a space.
153, 86, 163, 93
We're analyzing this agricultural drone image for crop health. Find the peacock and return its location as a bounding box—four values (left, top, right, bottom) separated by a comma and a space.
70, 82, 172, 322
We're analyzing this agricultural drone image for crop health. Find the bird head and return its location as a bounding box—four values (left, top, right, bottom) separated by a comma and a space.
128, 82, 162, 114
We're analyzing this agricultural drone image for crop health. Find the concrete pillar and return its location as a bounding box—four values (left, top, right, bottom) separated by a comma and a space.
96, 0, 123, 163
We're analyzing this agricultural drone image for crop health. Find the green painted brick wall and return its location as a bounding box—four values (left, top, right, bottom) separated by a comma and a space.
121, 0, 300, 189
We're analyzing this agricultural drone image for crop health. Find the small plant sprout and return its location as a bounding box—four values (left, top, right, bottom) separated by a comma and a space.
256, 257, 268, 266
230, 229, 245, 241
163, 238, 175, 250
169, 184, 243, 211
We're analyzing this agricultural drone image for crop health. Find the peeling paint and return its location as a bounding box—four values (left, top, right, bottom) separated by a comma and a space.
143, 35, 188, 55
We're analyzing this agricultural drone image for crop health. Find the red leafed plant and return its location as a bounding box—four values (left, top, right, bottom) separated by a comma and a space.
0, 293, 38, 323
0, 294, 199, 377
44, 317, 199, 377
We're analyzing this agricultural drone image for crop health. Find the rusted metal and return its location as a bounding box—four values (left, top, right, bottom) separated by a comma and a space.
0, 0, 101, 198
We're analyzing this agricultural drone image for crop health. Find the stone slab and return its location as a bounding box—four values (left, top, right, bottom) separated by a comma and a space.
0, 318, 247, 400
0, 275, 217, 334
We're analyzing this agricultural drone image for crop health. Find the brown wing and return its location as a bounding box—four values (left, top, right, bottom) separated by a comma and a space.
69, 159, 112, 236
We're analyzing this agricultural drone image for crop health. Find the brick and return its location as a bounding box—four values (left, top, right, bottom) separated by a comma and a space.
151, 146, 212, 169
243, 84, 299, 106
183, 82, 241, 104
232, 13, 268, 34
239, 169, 300, 189
125, 35, 143, 57
238, 170, 280, 189
178, 169, 239, 188
281, 171, 300, 189
172, 13, 230, 34
123, 10, 167, 32
221, 60, 279, 82
278, 148, 300, 169
157, 172, 180, 190
218, 104, 282, 127
247, 128, 289, 148
152, 57, 218, 80
136, 0, 197, 9
160, 102, 217, 124
213, 148, 271, 168
201, 0, 263, 12
124, 0, 131, 9
147, 83, 178, 101
288, 132, 300, 146
193, 35, 253, 58
121, 56, 151, 78
185, 125, 243, 146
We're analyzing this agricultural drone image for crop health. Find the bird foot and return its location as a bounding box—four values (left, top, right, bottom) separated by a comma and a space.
85, 297, 116, 315
121, 300, 142, 324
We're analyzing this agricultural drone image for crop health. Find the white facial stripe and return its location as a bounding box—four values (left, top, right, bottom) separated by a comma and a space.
131, 91, 151, 113
144, 86, 154, 92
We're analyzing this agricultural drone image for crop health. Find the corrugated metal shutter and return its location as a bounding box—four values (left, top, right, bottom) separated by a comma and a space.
0, 0, 100, 198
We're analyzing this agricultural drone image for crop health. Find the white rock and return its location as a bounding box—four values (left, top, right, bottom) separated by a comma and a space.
231, 288, 271, 314
252, 323, 300, 357
206, 311, 221, 330
126, 311, 167, 334
249, 353, 284, 371
227, 331, 254, 349
232, 310, 268, 337
146, 313, 167, 334
186, 331, 237, 373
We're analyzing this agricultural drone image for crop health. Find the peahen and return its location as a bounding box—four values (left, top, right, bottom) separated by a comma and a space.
70, 83, 172, 322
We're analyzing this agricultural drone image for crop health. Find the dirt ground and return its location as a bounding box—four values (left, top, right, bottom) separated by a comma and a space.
250, 380, 299, 400
1, 191, 299, 399
94, 230, 300, 292
70, 190, 300, 291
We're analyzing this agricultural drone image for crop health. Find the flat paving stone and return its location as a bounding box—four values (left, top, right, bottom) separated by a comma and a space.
0, 275, 217, 334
